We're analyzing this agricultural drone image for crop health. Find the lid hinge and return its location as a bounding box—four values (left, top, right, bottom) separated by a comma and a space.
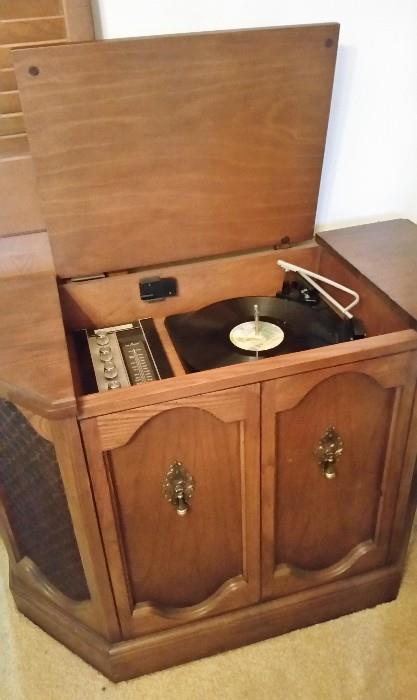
274, 236, 293, 250
67, 273, 106, 283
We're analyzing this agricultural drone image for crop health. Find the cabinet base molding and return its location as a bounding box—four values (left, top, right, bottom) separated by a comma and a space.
10, 564, 402, 682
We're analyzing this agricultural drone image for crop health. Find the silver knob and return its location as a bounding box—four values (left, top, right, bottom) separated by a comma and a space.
99, 346, 113, 361
107, 380, 121, 390
104, 362, 118, 379
96, 332, 109, 346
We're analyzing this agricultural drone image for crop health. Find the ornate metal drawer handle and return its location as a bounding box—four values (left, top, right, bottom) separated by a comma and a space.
314, 426, 343, 480
162, 461, 194, 517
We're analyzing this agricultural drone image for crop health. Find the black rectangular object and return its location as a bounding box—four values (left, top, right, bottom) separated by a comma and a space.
140, 277, 177, 302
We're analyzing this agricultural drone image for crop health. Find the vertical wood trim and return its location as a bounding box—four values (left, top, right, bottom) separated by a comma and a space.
50, 417, 121, 641
388, 378, 417, 559
81, 417, 134, 632
260, 380, 278, 598
239, 421, 248, 578
61, 0, 95, 41
246, 385, 261, 597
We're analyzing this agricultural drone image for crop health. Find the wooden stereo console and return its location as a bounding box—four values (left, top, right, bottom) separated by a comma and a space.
0, 24, 417, 681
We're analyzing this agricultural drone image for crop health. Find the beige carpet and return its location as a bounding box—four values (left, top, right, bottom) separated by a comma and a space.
1, 526, 417, 700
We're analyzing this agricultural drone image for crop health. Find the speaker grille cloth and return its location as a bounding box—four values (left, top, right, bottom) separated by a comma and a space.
0, 400, 89, 601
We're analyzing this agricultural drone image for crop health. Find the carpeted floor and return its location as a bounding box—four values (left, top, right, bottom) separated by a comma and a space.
1, 525, 416, 700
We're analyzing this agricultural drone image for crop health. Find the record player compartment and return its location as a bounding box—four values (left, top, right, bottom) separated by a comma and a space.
61, 241, 412, 404
77, 340, 417, 676
4, 17, 417, 677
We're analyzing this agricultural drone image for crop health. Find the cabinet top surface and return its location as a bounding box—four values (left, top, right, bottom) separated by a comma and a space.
12, 23, 338, 279
318, 220, 417, 323
0, 232, 75, 416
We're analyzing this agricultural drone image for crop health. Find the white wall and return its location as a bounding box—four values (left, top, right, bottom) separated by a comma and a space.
92, 0, 417, 231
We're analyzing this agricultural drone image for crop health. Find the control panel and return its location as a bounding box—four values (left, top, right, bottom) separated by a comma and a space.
74, 319, 173, 393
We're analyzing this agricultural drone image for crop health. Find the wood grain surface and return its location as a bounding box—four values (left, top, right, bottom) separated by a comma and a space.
13, 24, 338, 278
60, 245, 319, 331
318, 220, 417, 324
319, 244, 411, 335
261, 351, 417, 599
50, 417, 121, 640
83, 385, 261, 637
10, 556, 403, 681
0, 156, 44, 234
0, 0, 94, 236
0, 232, 75, 416
77, 329, 417, 418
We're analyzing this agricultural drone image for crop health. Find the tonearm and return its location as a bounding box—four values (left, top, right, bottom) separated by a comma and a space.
277, 260, 360, 320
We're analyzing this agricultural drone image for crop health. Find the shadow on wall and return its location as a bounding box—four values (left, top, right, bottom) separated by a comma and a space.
90, 0, 103, 38
315, 43, 356, 231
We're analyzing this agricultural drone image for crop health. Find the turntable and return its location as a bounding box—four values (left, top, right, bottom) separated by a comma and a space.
165, 262, 366, 372
1, 23, 417, 681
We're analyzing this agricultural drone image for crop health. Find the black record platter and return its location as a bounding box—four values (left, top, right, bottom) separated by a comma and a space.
165, 294, 365, 373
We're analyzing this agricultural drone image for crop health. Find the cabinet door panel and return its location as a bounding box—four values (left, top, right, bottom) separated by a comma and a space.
82, 385, 260, 637
262, 352, 417, 599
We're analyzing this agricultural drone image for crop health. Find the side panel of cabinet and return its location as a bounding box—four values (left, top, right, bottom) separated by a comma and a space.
82, 384, 260, 638
261, 352, 417, 599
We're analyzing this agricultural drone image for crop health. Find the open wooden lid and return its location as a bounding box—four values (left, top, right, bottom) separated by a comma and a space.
13, 24, 339, 279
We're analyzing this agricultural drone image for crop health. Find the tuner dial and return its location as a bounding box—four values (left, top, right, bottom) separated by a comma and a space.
96, 332, 109, 346
104, 362, 118, 379
107, 380, 121, 390
99, 346, 113, 361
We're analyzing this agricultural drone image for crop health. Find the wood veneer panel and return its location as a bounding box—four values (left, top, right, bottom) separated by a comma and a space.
0, 0, 94, 235
261, 352, 417, 601
10, 559, 402, 681
50, 417, 121, 640
318, 245, 410, 336
0, 156, 44, 233
83, 385, 261, 637
13, 24, 339, 278
77, 330, 417, 419
274, 374, 393, 565
60, 245, 319, 330
0, 132, 28, 157
317, 220, 417, 324
0, 232, 75, 416
111, 409, 244, 606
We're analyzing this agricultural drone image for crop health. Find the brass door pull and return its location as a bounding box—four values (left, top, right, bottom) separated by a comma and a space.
314, 426, 343, 480
162, 461, 194, 516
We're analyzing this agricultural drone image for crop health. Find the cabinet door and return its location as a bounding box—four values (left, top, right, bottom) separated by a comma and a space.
261, 352, 417, 599
82, 384, 260, 637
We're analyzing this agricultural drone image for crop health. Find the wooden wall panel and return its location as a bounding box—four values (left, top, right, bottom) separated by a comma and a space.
0, 69, 16, 92
0, 113, 24, 136
0, 90, 21, 114
0, 1, 62, 20
0, 47, 12, 69
0, 18, 66, 46
0, 0, 95, 237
